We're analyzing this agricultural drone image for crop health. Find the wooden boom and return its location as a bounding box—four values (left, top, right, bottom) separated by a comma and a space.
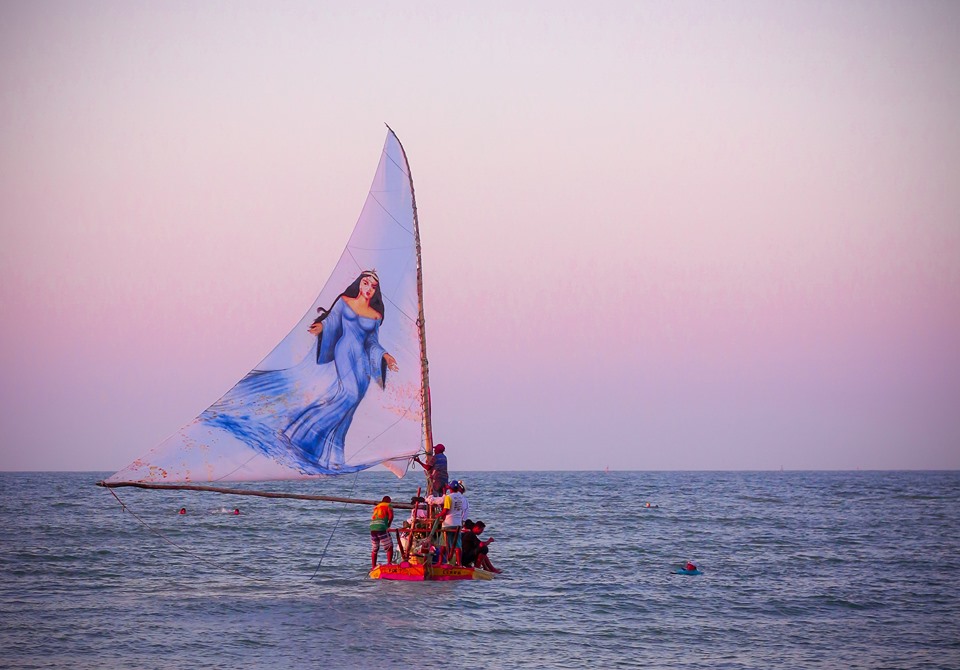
96, 480, 414, 508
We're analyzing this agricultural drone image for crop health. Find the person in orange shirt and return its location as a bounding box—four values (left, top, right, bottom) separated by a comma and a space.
369, 496, 394, 568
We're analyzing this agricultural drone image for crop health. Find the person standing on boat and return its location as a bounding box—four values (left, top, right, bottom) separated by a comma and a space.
446, 483, 469, 563
454, 480, 469, 524
414, 443, 448, 496
370, 496, 394, 568
426, 482, 467, 530
427, 481, 466, 563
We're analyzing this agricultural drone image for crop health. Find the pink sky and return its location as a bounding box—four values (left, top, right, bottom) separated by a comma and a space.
2, 1, 958, 471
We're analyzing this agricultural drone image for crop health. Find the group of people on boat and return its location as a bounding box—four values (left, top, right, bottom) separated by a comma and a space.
369, 444, 501, 573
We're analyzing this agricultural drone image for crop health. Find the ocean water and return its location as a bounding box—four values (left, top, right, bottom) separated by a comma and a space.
1, 470, 958, 669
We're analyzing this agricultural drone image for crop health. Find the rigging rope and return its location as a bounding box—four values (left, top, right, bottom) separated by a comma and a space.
309, 470, 363, 580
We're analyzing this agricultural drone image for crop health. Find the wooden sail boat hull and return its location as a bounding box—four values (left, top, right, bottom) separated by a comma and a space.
369, 562, 495, 581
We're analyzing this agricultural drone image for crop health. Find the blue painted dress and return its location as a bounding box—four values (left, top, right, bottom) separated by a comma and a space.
201, 297, 387, 473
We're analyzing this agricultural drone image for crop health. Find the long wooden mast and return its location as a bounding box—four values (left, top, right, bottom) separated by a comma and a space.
387, 125, 434, 458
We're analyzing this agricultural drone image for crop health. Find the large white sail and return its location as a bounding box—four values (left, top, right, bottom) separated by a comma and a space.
106, 129, 427, 483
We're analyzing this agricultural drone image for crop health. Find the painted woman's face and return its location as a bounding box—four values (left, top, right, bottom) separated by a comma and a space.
359, 275, 379, 300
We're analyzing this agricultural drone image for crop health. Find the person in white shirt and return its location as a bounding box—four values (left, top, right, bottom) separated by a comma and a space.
427, 481, 468, 563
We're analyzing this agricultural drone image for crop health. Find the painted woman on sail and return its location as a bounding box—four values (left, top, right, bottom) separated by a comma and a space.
200, 270, 398, 473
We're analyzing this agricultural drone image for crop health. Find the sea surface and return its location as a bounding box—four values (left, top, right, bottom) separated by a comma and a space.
1, 470, 958, 669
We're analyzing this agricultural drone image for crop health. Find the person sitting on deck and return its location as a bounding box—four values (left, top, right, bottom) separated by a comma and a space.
462, 521, 500, 573
398, 520, 412, 554
398, 496, 429, 557
414, 443, 448, 496
460, 520, 478, 567
455, 518, 474, 565
407, 496, 428, 524
369, 496, 394, 568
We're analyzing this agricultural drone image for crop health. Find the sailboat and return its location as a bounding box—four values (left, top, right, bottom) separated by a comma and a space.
98, 128, 494, 581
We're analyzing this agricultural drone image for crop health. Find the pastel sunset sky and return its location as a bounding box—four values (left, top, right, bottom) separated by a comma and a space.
1, 1, 958, 472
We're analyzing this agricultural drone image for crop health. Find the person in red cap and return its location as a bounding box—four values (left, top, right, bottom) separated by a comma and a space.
414, 443, 449, 496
